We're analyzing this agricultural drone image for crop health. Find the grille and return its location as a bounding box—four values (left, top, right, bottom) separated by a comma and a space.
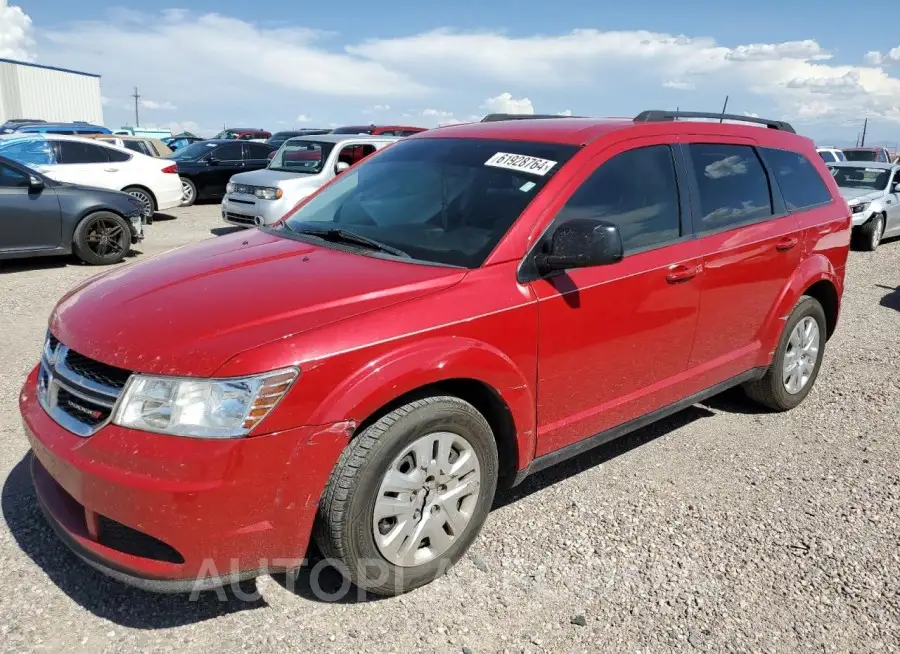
224, 212, 256, 226
38, 333, 130, 437
97, 515, 185, 564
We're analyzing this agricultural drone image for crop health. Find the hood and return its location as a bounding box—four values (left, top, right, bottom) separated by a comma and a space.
230, 167, 326, 191
838, 187, 884, 203
50, 229, 465, 377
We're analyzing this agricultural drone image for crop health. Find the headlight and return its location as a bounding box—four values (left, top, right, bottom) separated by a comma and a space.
113, 367, 298, 438
226, 182, 235, 194
254, 187, 283, 200
851, 202, 869, 214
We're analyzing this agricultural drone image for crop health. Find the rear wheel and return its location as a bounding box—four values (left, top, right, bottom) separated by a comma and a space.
123, 186, 155, 221
315, 396, 499, 596
180, 177, 197, 207
72, 211, 132, 265
743, 296, 826, 411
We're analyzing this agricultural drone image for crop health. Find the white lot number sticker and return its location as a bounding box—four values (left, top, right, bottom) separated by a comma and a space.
485, 152, 557, 176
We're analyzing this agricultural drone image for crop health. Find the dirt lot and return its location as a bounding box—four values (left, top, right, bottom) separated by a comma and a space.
1, 204, 899, 653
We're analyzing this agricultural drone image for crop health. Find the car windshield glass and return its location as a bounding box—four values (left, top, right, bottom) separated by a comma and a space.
0, 137, 56, 165
280, 137, 578, 267
269, 140, 335, 173
167, 142, 218, 160
843, 150, 877, 162
830, 166, 890, 190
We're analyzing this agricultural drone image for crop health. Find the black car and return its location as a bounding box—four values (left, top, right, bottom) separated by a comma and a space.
167, 139, 277, 206
266, 129, 332, 149
0, 154, 144, 265
1, 118, 46, 134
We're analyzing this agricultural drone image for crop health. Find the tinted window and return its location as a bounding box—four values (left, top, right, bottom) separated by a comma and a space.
106, 147, 132, 163
688, 144, 773, 233
282, 138, 578, 267
836, 151, 846, 162
761, 148, 832, 211
333, 126, 372, 135
0, 138, 56, 165
246, 143, 274, 159
0, 162, 29, 188
818, 151, 835, 163
168, 142, 218, 160
844, 150, 877, 162
57, 141, 110, 164
213, 143, 243, 160
555, 145, 681, 252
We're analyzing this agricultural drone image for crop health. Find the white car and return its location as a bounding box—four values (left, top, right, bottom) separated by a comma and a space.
816, 146, 846, 164
0, 134, 183, 221
221, 134, 399, 227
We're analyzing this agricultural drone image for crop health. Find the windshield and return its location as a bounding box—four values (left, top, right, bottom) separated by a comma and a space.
830, 165, 891, 191
269, 139, 336, 173
0, 137, 55, 165
281, 137, 578, 267
167, 141, 218, 160
843, 150, 877, 162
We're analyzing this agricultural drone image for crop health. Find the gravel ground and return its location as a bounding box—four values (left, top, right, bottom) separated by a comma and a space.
1, 204, 899, 653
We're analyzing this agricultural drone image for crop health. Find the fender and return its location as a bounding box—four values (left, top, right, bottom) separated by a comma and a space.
305, 336, 537, 471
758, 252, 840, 362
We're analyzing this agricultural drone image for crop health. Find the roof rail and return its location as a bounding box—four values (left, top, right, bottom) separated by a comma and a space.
633, 110, 796, 134
480, 113, 582, 123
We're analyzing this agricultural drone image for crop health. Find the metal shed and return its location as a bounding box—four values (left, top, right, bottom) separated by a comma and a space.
0, 57, 103, 125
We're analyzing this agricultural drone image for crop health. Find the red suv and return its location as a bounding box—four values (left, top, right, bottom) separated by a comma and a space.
21, 110, 850, 596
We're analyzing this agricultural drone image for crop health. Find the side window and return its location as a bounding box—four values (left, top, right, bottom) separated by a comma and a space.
760, 147, 833, 212
337, 144, 377, 166
213, 143, 243, 161
687, 144, 773, 233
0, 139, 56, 165
0, 162, 30, 188
105, 147, 132, 163
555, 145, 682, 252
56, 141, 110, 164
818, 151, 835, 163
836, 151, 847, 162
246, 143, 274, 160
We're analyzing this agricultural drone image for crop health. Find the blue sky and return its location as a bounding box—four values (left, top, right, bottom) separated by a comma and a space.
6, 0, 900, 146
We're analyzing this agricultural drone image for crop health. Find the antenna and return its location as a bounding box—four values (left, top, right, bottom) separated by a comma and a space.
860, 117, 868, 147
719, 96, 729, 123
132, 87, 140, 127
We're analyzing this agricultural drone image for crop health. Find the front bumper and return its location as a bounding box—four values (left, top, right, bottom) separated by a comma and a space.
221, 194, 292, 227
20, 366, 349, 592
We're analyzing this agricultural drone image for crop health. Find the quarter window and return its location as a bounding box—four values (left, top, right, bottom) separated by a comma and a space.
688, 144, 773, 233
555, 145, 682, 252
761, 148, 832, 212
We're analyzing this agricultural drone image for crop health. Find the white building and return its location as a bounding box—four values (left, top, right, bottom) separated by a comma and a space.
0, 57, 104, 125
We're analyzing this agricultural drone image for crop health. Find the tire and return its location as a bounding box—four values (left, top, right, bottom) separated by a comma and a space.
315, 396, 499, 597
858, 214, 885, 251
123, 186, 156, 221
743, 295, 827, 411
180, 177, 197, 207
72, 211, 133, 265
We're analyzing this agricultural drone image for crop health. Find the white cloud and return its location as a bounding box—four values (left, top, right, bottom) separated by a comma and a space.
556, 109, 573, 116
864, 46, 900, 67
372, 104, 390, 111
166, 120, 203, 135
422, 108, 453, 118
663, 79, 695, 90
482, 92, 534, 115
140, 99, 177, 111
0, 0, 33, 60
295, 114, 312, 123
724, 40, 830, 62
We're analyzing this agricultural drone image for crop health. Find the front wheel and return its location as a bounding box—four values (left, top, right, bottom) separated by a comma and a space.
743, 295, 826, 411
315, 396, 499, 596
858, 214, 885, 251
72, 211, 132, 265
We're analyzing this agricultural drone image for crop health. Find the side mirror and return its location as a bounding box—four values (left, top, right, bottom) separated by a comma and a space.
534, 219, 624, 276
28, 175, 44, 191
335, 161, 350, 174
892, 182, 900, 193
207, 156, 220, 166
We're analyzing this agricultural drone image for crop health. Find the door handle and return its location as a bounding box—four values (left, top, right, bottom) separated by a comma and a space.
103, 167, 119, 172
776, 236, 799, 252
666, 263, 701, 284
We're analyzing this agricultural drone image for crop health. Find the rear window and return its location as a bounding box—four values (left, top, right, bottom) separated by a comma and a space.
761, 148, 833, 212
281, 138, 578, 267
844, 150, 877, 162
830, 165, 891, 191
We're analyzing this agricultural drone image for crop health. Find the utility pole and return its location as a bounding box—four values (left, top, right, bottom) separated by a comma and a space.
719, 95, 729, 122
860, 118, 868, 147
132, 87, 140, 127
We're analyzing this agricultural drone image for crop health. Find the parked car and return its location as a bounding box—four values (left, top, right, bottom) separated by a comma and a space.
332, 124, 425, 136
816, 147, 846, 164
221, 134, 398, 227
84, 135, 173, 158
168, 139, 277, 206
20, 109, 849, 597
842, 146, 891, 163
114, 127, 173, 140
266, 129, 333, 149
827, 161, 900, 250
1, 118, 46, 134
0, 154, 143, 265
0, 134, 182, 221
214, 128, 272, 141
164, 135, 205, 151
10, 122, 111, 135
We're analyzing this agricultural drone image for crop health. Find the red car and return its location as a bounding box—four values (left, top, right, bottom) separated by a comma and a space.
332, 124, 425, 136
214, 128, 272, 140
21, 109, 850, 596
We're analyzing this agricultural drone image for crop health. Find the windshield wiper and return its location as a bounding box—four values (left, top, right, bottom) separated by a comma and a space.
292, 227, 411, 258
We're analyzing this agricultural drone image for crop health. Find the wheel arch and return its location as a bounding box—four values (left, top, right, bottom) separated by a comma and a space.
121, 184, 157, 210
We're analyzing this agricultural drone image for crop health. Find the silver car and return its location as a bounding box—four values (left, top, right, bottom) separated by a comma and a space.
828, 161, 900, 250
221, 134, 399, 228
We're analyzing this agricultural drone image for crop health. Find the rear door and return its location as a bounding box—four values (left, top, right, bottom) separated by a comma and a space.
0, 161, 61, 251
681, 139, 803, 384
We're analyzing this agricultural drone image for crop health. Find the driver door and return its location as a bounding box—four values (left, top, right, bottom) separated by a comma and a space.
0, 161, 61, 251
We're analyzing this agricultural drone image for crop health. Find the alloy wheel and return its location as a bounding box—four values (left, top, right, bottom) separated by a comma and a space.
782, 316, 820, 394
85, 216, 128, 259
181, 178, 194, 205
